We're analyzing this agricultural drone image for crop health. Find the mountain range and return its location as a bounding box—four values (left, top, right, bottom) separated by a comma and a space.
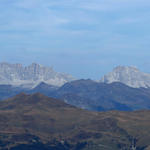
1, 63, 150, 149
0, 63, 150, 112
51, 79, 150, 111
0, 93, 150, 150
1, 80, 150, 111
0, 63, 150, 89
1, 62, 150, 88
0, 62, 74, 88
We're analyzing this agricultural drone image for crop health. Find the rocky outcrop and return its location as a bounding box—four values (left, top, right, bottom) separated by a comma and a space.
100, 66, 150, 88
0, 62, 74, 88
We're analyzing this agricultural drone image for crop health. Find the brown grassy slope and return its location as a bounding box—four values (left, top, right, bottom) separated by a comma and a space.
0, 93, 150, 150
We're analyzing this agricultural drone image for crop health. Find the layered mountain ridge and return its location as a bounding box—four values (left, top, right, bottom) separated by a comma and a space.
1, 79, 150, 111
0, 62, 74, 88
0, 64, 150, 149
0, 62, 150, 89
1, 63, 150, 111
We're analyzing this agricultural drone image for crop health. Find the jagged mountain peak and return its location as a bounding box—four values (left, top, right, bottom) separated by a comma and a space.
0, 62, 75, 88
113, 66, 139, 72
27, 63, 53, 70
100, 66, 150, 88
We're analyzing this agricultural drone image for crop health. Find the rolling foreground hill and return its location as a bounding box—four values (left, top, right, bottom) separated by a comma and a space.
0, 93, 150, 150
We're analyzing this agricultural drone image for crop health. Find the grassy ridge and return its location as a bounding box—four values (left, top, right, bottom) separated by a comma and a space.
0, 93, 149, 150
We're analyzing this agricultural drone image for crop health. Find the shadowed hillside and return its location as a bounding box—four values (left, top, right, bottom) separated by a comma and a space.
53, 79, 150, 111
1, 80, 150, 112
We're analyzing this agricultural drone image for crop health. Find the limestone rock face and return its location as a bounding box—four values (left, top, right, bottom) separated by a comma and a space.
0, 62, 74, 88
100, 66, 150, 88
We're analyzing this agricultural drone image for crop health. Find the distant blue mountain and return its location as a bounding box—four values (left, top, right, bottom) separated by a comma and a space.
1, 79, 150, 111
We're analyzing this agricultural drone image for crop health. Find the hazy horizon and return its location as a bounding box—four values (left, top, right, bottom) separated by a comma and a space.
1, 0, 150, 79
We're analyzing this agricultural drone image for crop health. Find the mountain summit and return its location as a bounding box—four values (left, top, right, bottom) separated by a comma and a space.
100, 66, 150, 88
0, 62, 75, 88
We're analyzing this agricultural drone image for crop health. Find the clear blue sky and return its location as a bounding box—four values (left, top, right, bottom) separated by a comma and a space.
0, 0, 150, 79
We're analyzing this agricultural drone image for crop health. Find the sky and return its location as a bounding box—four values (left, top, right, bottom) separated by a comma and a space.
0, 0, 150, 79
